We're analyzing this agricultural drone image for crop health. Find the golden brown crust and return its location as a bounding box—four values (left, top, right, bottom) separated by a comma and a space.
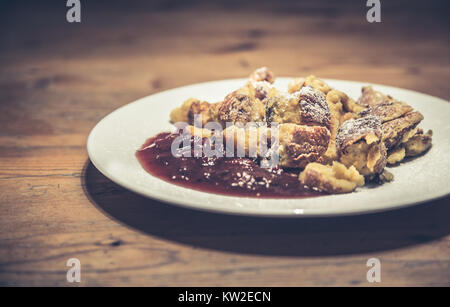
278, 124, 330, 168
218, 92, 265, 125
337, 116, 386, 176
404, 129, 432, 157
336, 115, 382, 152
265, 86, 331, 129
298, 86, 331, 128
382, 111, 424, 150
360, 101, 414, 123
188, 100, 212, 126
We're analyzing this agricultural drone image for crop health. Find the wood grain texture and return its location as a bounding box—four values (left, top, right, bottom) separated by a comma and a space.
0, 0, 449, 286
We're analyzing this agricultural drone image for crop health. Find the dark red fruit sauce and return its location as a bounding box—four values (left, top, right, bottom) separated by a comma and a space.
136, 132, 324, 198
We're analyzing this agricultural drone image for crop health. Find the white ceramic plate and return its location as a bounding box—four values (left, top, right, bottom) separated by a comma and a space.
87, 78, 450, 217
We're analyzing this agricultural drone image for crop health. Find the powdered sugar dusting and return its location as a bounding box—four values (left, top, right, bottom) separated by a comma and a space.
250, 80, 273, 100
336, 115, 382, 151
277, 90, 299, 101
298, 86, 331, 128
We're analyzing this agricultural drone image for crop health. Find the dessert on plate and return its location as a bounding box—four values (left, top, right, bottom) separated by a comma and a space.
137, 67, 432, 197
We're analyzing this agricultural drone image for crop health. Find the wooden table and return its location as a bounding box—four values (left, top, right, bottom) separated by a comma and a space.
1, 0, 449, 286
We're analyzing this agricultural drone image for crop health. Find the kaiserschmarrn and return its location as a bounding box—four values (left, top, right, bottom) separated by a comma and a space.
168, 67, 432, 194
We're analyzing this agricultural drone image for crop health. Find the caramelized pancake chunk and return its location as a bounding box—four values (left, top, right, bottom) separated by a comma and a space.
266, 86, 331, 129
404, 129, 432, 157
277, 123, 330, 168
299, 161, 364, 194
218, 92, 265, 126
360, 101, 414, 123
337, 115, 387, 176
382, 111, 423, 150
